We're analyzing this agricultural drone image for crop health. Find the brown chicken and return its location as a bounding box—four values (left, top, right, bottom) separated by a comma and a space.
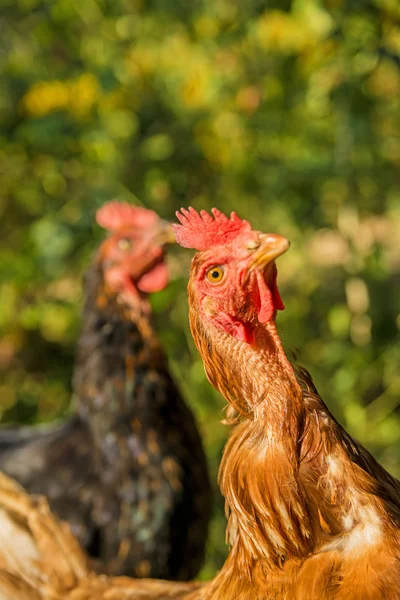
0, 201, 211, 581
172, 207, 400, 600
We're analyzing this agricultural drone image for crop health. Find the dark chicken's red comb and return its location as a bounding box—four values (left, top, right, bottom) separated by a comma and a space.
173, 207, 251, 250
96, 201, 158, 232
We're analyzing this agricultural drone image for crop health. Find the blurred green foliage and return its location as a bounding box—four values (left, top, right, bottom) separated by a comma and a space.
1, 0, 400, 578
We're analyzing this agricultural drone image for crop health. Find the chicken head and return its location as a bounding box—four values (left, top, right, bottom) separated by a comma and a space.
173, 207, 289, 345
96, 201, 175, 308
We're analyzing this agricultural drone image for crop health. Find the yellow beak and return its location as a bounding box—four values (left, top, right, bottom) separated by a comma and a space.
247, 233, 290, 273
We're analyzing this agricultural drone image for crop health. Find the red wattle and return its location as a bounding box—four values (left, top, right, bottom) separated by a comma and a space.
271, 266, 285, 311
255, 270, 275, 324
137, 262, 169, 293
214, 312, 254, 345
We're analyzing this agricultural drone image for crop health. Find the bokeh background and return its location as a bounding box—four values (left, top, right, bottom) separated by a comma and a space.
1, 0, 400, 578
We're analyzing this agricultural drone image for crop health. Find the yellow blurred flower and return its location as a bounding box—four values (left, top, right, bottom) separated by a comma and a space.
22, 74, 99, 118
257, 5, 332, 55
181, 65, 212, 109
69, 74, 99, 118
257, 11, 309, 54
22, 80, 70, 116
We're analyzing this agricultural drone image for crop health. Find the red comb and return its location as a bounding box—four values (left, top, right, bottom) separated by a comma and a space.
96, 201, 158, 232
172, 207, 251, 250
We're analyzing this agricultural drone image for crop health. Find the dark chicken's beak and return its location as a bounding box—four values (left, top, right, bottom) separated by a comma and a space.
247, 233, 290, 275
152, 221, 176, 247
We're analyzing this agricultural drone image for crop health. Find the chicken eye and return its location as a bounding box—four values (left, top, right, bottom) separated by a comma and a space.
117, 238, 132, 251
206, 266, 225, 284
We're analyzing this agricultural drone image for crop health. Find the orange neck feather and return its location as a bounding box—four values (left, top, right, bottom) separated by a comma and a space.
189, 299, 314, 571
187, 285, 400, 600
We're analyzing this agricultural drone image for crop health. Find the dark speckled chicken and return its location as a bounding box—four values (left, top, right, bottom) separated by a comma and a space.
0, 201, 212, 581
